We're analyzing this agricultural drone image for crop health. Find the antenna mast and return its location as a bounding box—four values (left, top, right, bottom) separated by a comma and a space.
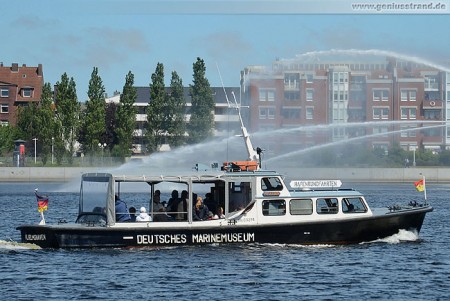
217, 64, 260, 167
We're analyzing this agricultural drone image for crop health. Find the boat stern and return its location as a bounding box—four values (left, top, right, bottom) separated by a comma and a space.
16, 225, 59, 248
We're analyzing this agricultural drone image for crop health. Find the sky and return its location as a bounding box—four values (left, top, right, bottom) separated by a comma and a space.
3, 0, 450, 101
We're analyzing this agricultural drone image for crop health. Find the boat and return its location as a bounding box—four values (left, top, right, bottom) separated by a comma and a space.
17, 97, 433, 249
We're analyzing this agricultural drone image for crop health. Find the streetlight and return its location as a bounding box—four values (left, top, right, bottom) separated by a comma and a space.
98, 142, 107, 165
32, 138, 38, 164
51, 137, 54, 164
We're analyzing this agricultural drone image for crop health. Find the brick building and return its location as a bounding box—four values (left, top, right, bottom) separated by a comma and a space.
0, 63, 44, 126
240, 57, 449, 155
106, 86, 241, 154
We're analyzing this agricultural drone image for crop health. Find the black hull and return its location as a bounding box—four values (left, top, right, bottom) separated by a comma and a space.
17, 207, 432, 249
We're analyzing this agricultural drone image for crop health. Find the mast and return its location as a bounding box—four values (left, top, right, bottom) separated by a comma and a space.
231, 91, 259, 163
217, 63, 261, 169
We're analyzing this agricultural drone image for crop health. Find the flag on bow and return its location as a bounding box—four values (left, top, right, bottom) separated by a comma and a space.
35, 190, 49, 212
414, 179, 425, 192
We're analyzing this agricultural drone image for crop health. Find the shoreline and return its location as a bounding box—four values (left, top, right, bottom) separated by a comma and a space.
0, 166, 449, 183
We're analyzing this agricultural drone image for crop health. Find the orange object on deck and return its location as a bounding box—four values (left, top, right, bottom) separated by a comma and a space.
222, 161, 258, 172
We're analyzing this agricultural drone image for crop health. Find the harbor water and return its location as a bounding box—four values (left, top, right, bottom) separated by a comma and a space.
0, 182, 449, 300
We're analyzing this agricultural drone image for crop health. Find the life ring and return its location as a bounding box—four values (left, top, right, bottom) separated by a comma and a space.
430, 101, 436, 107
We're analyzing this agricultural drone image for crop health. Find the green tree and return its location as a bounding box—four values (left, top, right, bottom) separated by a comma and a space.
81, 67, 106, 154
0, 125, 21, 156
55, 73, 79, 164
188, 57, 215, 144
35, 83, 57, 165
116, 71, 137, 159
16, 103, 39, 141
146, 63, 166, 152
167, 71, 186, 147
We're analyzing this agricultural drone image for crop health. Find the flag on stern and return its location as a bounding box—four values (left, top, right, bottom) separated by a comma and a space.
35, 189, 49, 212
414, 179, 425, 192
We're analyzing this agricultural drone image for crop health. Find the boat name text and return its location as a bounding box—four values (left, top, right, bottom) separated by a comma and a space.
25, 234, 46, 241
136, 232, 255, 245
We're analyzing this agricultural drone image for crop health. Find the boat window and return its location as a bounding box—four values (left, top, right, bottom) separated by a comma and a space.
262, 200, 286, 216
261, 177, 283, 191
342, 197, 367, 213
290, 199, 313, 215
316, 198, 338, 214
229, 181, 252, 212
80, 179, 109, 213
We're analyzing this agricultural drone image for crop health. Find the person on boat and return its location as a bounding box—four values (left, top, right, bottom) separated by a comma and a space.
203, 193, 217, 216
193, 196, 209, 221
136, 207, 152, 222
176, 190, 188, 220
115, 194, 131, 222
129, 206, 137, 222
152, 190, 164, 214
153, 207, 172, 222
213, 206, 225, 219
167, 190, 179, 218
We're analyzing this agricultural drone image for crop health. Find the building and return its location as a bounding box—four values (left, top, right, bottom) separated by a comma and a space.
240, 57, 449, 155
106, 86, 241, 154
0, 63, 44, 126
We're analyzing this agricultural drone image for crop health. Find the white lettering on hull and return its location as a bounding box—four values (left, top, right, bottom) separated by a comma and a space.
25, 234, 46, 241
137, 234, 187, 245
136, 233, 255, 245
192, 233, 255, 243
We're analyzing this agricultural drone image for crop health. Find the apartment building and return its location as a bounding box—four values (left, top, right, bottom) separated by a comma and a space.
241, 57, 448, 154
0, 63, 44, 126
106, 86, 241, 154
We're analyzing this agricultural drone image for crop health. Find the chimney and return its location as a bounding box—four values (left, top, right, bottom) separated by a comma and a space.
37, 64, 43, 76
22, 64, 26, 67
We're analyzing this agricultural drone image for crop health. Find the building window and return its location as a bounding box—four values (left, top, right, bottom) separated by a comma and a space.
22, 88, 33, 97
373, 89, 389, 102
373, 107, 389, 119
259, 107, 275, 119
401, 89, 417, 101
400, 125, 417, 137
284, 73, 300, 89
306, 89, 314, 101
284, 91, 300, 101
401, 90, 408, 101
306, 107, 314, 119
0, 89, 9, 98
0, 104, 8, 113
259, 89, 276, 102
373, 126, 389, 137
401, 107, 417, 119
281, 108, 300, 119
306, 74, 313, 83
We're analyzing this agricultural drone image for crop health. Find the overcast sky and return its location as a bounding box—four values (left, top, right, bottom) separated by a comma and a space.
3, 0, 450, 101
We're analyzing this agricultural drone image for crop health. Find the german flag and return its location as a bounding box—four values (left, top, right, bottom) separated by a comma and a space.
414, 179, 425, 192
35, 190, 49, 212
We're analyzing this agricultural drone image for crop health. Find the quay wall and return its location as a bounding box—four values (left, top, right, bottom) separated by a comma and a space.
1, 166, 450, 183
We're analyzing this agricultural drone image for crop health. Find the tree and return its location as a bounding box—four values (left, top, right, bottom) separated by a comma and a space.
0, 125, 21, 156
146, 63, 166, 152
81, 67, 106, 154
188, 57, 215, 144
105, 101, 118, 154
55, 73, 79, 164
167, 71, 186, 147
35, 83, 57, 165
115, 71, 137, 159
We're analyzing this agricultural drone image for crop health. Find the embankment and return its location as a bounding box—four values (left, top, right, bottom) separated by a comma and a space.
1, 166, 450, 183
